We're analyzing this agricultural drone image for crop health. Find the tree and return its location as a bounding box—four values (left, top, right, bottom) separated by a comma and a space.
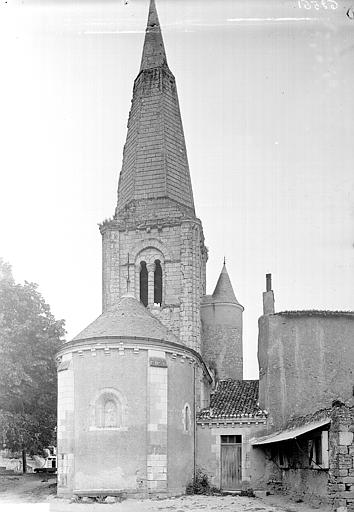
0, 259, 65, 471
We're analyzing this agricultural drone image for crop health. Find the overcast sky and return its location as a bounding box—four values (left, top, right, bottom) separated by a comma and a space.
0, 0, 353, 378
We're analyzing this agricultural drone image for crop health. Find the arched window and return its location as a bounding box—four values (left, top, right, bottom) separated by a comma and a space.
154, 259, 162, 305
183, 403, 191, 433
95, 393, 122, 428
104, 400, 117, 428
140, 261, 148, 307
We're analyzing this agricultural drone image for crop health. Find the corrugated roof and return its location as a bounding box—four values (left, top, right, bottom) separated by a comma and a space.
251, 418, 331, 445
72, 294, 177, 343
198, 380, 266, 420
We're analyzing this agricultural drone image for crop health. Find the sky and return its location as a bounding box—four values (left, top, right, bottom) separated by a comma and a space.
0, 0, 353, 379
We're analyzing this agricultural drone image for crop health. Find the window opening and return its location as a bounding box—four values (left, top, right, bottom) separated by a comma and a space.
154, 259, 162, 305
94, 391, 123, 429
221, 435, 242, 444
140, 261, 148, 307
104, 400, 117, 428
309, 435, 323, 466
184, 404, 191, 432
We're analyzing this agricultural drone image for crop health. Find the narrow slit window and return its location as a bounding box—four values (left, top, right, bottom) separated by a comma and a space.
154, 259, 162, 305
140, 261, 148, 307
184, 404, 191, 432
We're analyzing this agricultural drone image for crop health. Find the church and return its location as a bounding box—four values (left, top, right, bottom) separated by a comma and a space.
56, 0, 354, 507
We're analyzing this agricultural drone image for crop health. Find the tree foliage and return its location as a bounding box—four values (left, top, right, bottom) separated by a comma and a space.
0, 259, 65, 454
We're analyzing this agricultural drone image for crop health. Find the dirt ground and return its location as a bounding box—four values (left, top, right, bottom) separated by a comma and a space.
0, 474, 332, 512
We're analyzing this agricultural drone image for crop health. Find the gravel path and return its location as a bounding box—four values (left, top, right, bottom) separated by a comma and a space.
0, 475, 332, 512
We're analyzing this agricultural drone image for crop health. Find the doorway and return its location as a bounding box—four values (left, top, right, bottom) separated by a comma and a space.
220, 435, 242, 490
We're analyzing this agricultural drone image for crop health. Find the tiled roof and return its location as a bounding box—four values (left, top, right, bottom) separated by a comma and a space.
198, 380, 266, 421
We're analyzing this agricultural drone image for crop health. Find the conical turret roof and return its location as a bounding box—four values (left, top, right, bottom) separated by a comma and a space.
72, 294, 178, 343
212, 263, 243, 307
116, 0, 195, 217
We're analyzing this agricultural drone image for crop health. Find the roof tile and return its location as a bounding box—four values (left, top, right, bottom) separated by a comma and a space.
198, 379, 266, 420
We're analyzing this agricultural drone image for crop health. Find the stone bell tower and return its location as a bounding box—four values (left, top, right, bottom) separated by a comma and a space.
100, 0, 207, 352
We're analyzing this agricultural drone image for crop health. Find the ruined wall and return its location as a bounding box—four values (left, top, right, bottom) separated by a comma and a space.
328, 405, 354, 511
201, 303, 243, 380
258, 312, 354, 429
196, 422, 267, 490
257, 405, 354, 510
267, 432, 330, 507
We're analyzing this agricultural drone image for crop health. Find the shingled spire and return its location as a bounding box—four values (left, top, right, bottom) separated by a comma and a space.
116, 0, 195, 218
140, 0, 167, 71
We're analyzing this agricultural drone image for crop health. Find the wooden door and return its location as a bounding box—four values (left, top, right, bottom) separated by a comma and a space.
221, 443, 242, 490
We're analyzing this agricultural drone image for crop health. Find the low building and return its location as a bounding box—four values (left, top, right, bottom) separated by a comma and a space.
251, 277, 354, 510
197, 380, 267, 491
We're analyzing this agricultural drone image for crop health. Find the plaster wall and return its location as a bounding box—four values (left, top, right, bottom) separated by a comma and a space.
196, 423, 267, 490
72, 349, 148, 494
258, 314, 354, 429
57, 339, 210, 497
167, 356, 195, 494
201, 304, 243, 380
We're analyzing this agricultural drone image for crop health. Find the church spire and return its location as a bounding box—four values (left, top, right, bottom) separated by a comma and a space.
116, 0, 195, 218
140, 0, 167, 71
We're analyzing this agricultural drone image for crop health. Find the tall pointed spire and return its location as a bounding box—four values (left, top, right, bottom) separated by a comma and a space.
116, 0, 195, 218
140, 0, 167, 71
212, 262, 243, 306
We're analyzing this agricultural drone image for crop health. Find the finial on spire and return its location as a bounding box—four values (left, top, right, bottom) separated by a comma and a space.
140, 0, 168, 71
223, 256, 226, 266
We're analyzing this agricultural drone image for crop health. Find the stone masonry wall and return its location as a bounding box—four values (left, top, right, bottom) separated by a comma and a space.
147, 350, 168, 494
57, 353, 75, 495
101, 217, 206, 353
328, 405, 354, 512
201, 304, 243, 380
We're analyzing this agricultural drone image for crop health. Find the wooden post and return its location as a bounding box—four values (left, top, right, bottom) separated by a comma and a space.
22, 448, 27, 474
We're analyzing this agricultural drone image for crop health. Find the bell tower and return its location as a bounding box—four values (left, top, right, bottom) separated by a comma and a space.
100, 0, 207, 352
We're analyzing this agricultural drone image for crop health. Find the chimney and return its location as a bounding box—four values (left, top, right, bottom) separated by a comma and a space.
263, 273, 275, 315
